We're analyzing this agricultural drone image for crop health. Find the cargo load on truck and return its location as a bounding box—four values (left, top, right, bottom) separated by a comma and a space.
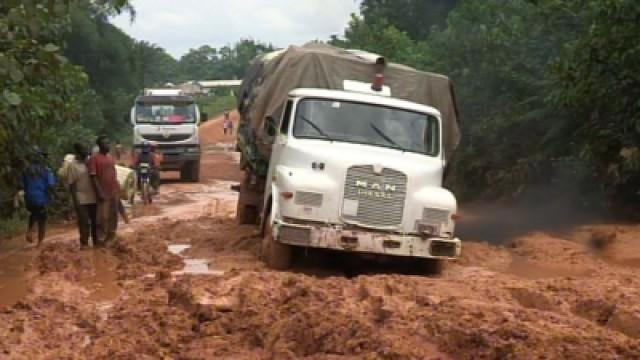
236, 42, 460, 176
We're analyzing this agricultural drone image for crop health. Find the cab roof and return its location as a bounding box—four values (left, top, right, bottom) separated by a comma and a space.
288, 88, 442, 118
135, 95, 195, 104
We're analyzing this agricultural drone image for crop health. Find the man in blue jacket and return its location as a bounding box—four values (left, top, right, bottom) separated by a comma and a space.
22, 149, 56, 247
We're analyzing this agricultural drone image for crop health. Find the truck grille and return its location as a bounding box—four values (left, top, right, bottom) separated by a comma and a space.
142, 134, 192, 142
343, 165, 407, 227
422, 208, 450, 226
294, 191, 323, 208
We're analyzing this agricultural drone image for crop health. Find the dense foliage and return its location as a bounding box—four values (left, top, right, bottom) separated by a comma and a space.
1, 0, 97, 216
1, 0, 166, 221
64, 2, 178, 139
334, 0, 640, 212
177, 39, 275, 81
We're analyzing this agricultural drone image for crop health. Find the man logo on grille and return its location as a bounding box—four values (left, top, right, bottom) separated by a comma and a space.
355, 180, 396, 199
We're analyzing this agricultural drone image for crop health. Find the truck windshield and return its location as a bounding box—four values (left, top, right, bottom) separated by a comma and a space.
292, 99, 439, 156
135, 103, 197, 124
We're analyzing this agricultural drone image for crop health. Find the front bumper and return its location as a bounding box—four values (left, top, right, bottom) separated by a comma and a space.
274, 220, 461, 259
133, 145, 200, 170
161, 152, 200, 170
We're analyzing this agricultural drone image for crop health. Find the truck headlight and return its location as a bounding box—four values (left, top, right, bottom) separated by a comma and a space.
416, 221, 439, 236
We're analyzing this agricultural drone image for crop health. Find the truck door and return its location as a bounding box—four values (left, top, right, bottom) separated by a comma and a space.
265, 100, 294, 208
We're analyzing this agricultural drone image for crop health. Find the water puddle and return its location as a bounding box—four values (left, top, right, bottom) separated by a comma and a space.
168, 244, 191, 255
0, 246, 120, 308
168, 244, 224, 276
81, 251, 121, 302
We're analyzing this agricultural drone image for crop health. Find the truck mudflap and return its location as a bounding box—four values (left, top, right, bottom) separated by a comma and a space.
274, 221, 461, 259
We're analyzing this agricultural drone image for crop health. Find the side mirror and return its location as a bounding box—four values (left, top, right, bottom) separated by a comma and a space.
265, 115, 277, 137
200, 112, 208, 122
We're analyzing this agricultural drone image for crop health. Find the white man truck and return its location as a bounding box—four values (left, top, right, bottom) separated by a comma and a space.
236, 43, 462, 269
128, 89, 206, 182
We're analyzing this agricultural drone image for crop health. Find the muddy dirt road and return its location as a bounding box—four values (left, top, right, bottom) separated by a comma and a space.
2, 115, 640, 359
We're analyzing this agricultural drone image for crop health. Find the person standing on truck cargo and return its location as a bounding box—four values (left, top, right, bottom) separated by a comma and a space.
22, 148, 56, 247
59, 143, 97, 248
89, 135, 121, 245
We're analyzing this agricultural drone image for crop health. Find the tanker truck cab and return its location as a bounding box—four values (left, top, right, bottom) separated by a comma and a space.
130, 90, 204, 182
261, 87, 461, 268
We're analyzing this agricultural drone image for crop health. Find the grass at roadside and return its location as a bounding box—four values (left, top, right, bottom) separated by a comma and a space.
196, 95, 236, 121
0, 213, 26, 239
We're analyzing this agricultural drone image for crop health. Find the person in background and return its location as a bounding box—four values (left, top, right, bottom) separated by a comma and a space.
59, 143, 97, 248
149, 142, 162, 192
113, 140, 123, 164
22, 148, 56, 247
131, 141, 162, 194
223, 110, 232, 135
89, 135, 121, 245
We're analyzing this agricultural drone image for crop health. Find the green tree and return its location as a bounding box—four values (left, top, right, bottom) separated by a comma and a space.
134, 41, 179, 87
0, 0, 131, 217
330, 15, 430, 69
63, 1, 138, 138
178, 40, 274, 81
551, 0, 640, 206
360, 0, 458, 39
178, 45, 218, 80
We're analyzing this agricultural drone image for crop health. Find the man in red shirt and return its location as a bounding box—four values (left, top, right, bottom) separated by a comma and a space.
89, 135, 121, 245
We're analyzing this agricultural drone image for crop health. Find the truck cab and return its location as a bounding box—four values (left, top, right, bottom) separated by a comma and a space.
129, 89, 205, 182
259, 86, 461, 268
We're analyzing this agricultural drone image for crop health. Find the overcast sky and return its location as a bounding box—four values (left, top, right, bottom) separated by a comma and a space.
112, 0, 361, 59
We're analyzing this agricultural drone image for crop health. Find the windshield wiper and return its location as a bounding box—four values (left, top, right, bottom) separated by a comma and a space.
299, 115, 334, 141
370, 123, 404, 151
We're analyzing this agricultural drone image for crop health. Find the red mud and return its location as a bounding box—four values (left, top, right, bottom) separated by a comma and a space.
1, 113, 640, 359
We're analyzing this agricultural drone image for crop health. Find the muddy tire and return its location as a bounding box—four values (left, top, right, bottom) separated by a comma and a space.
180, 161, 200, 182
142, 181, 151, 205
261, 222, 292, 270
180, 165, 190, 182
419, 258, 444, 276
190, 161, 200, 182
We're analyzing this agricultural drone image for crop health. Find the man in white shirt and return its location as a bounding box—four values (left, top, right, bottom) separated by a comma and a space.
59, 143, 97, 248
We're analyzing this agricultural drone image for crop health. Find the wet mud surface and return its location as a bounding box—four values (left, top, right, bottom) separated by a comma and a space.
2, 114, 640, 359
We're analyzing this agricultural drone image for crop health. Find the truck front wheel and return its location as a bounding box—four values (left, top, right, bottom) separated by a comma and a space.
190, 161, 200, 182
261, 222, 292, 270
418, 258, 443, 276
180, 161, 200, 182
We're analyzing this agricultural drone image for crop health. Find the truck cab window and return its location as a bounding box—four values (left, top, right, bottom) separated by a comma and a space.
293, 98, 440, 156
280, 100, 294, 134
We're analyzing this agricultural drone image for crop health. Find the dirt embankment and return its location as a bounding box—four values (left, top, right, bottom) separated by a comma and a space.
2, 112, 640, 359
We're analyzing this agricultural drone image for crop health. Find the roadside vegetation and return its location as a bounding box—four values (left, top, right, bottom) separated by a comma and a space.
2, 0, 639, 236
197, 95, 237, 121
332, 0, 640, 213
